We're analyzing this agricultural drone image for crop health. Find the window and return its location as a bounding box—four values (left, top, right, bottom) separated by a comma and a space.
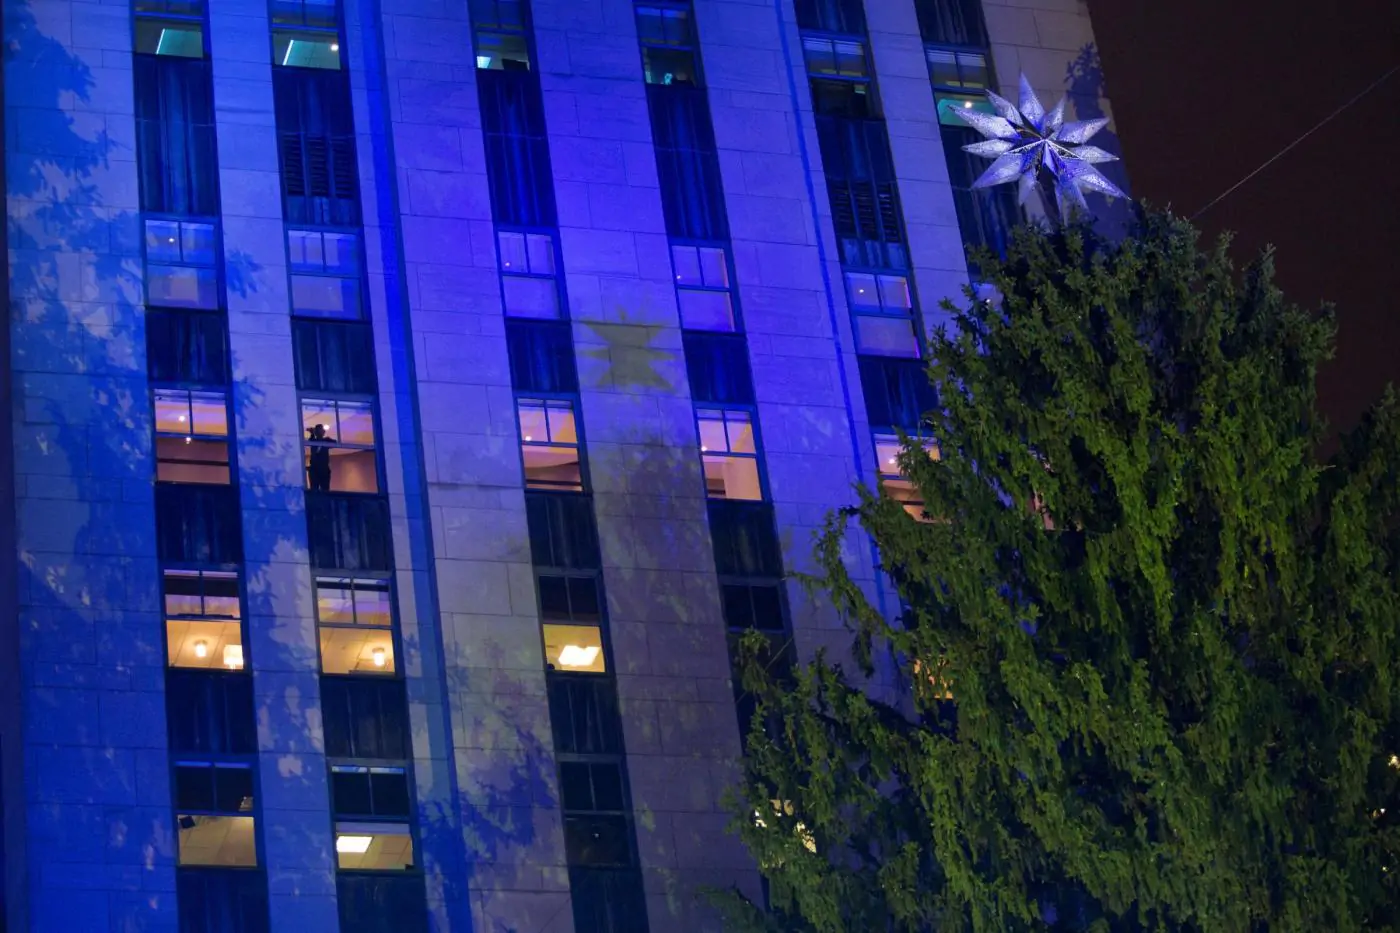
526, 492, 601, 571
518, 399, 583, 491
316, 577, 395, 675
146, 218, 219, 309
156, 484, 243, 565
174, 761, 257, 867
273, 29, 341, 69
330, 765, 411, 820
683, 332, 754, 404
479, 71, 555, 226
337, 875, 429, 933
134, 50, 217, 214
301, 398, 379, 493
636, 3, 700, 86
273, 69, 358, 225
802, 36, 867, 79
335, 823, 414, 871
570, 868, 649, 933
847, 271, 919, 358
794, 0, 865, 33
270, 0, 338, 28
471, 0, 531, 70
177, 869, 270, 933
941, 115, 1019, 263
147, 309, 229, 385
542, 623, 606, 674
321, 677, 410, 759
721, 582, 784, 632
818, 117, 906, 269
166, 670, 257, 755
537, 573, 602, 624
288, 228, 362, 319
155, 388, 230, 484
498, 229, 560, 319
548, 674, 623, 756
165, 569, 243, 670
875, 433, 940, 520
708, 500, 782, 578
671, 244, 735, 332
649, 88, 727, 241
306, 495, 394, 572
294, 319, 376, 394
697, 409, 762, 500
914, 0, 988, 47
560, 761, 630, 867
508, 320, 578, 393
926, 48, 988, 91
134, 5, 205, 58
859, 356, 937, 431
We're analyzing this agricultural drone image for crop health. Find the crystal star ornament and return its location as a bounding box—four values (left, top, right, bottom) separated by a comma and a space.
954, 74, 1125, 220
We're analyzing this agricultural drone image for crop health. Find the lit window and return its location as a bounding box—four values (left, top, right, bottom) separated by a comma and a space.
697, 409, 762, 500
175, 761, 257, 867
335, 822, 415, 870
301, 398, 379, 493
154, 388, 230, 485
164, 569, 243, 669
134, 18, 204, 58
331, 765, 411, 820
802, 36, 867, 79
935, 92, 992, 127
315, 577, 395, 675
471, 0, 530, 69
273, 29, 341, 69
847, 272, 919, 358
499, 230, 560, 319
543, 623, 607, 674
560, 761, 632, 866
672, 244, 735, 332
637, 4, 699, 85
926, 48, 988, 91
518, 398, 583, 491
288, 228, 361, 319
145, 219, 218, 310
269, 0, 338, 28
875, 432, 939, 520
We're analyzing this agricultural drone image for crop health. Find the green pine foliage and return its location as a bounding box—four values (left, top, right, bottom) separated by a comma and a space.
722, 212, 1400, 932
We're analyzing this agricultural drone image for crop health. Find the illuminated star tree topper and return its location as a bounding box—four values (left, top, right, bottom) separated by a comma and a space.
955, 74, 1126, 223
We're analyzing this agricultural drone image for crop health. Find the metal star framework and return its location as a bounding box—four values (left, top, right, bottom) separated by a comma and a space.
955, 74, 1126, 221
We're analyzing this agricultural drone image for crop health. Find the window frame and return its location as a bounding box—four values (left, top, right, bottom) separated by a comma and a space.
471, 0, 533, 70
670, 239, 740, 333
695, 406, 767, 502
635, 1, 703, 87
285, 225, 366, 321
163, 567, 248, 671
496, 225, 565, 320
133, 1, 209, 59
516, 396, 587, 493
299, 393, 384, 496
152, 386, 234, 486
313, 574, 400, 677
844, 269, 922, 359
142, 215, 223, 311
171, 758, 262, 869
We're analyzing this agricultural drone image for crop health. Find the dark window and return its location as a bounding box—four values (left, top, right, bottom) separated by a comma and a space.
507, 319, 578, 393
683, 332, 753, 405
721, 582, 785, 632
537, 573, 602, 624
858, 356, 937, 431
471, 0, 531, 72
526, 493, 600, 571
337, 874, 429, 933
708, 500, 782, 578
560, 761, 626, 813
330, 765, 412, 819
174, 761, 255, 814
293, 319, 376, 393
942, 122, 1018, 263
269, 0, 338, 28
479, 71, 556, 227
306, 494, 393, 572
636, 4, 700, 87
148, 309, 229, 385
794, 0, 865, 33
167, 670, 257, 755
134, 55, 218, 216
156, 484, 242, 564
569, 867, 649, 933
648, 86, 727, 241
563, 814, 633, 867
273, 69, 359, 226
817, 117, 906, 269
177, 868, 270, 933
322, 677, 410, 759
914, 0, 988, 47
548, 675, 624, 756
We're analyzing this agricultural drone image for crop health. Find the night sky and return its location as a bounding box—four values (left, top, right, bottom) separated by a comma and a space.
1086, 0, 1400, 439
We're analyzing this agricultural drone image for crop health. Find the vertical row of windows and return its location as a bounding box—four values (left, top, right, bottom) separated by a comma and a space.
134, 4, 272, 930
473, 4, 650, 930
269, 2, 428, 927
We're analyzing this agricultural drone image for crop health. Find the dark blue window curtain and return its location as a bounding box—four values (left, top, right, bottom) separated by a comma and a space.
816, 116, 906, 269
273, 69, 360, 226
305, 494, 393, 571
708, 501, 782, 578
548, 675, 624, 755
135, 55, 219, 216
293, 319, 376, 394
337, 875, 428, 933
569, 868, 649, 933
794, 0, 865, 33
479, 70, 557, 227
682, 332, 753, 405
647, 85, 728, 241
914, 0, 988, 46
166, 671, 258, 755
156, 485, 243, 564
321, 677, 411, 759
526, 493, 600, 570
942, 123, 1018, 262
177, 869, 269, 933
858, 356, 938, 431
508, 319, 579, 394
148, 309, 230, 385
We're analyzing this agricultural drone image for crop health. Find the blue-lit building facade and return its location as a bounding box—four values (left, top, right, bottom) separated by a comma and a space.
0, 0, 1120, 929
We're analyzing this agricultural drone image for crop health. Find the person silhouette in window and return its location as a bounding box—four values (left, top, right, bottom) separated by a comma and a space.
308, 423, 335, 491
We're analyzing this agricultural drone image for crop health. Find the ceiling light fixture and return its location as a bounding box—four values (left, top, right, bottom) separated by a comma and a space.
557, 645, 600, 668
372, 647, 386, 668
193, 640, 208, 659
336, 834, 372, 854
223, 645, 244, 670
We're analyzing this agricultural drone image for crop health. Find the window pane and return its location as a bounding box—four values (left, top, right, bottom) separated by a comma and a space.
189, 390, 229, 436
148, 264, 218, 310
167, 618, 244, 669
877, 275, 912, 311
697, 247, 729, 288
563, 814, 631, 867
525, 234, 555, 275
320, 623, 396, 675
502, 275, 560, 319
322, 232, 359, 274
874, 433, 903, 478
703, 454, 763, 500
336, 401, 376, 447
643, 46, 697, 86
174, 763, 215, 811
677, 289, 735, 331
273, 30, 342, 70
288, 229, 324, 271
135, 20, 205, 58
724, 412, 756, 453
546, 402, 577, 444
182, 222, 217, 266
178, 815, 258, 867
212, 764, 255, 813
156, 436, 230, 484
523, 446, 583, 491
696, 410, 727, 453
302, 399, 340, 439
316, 580, 357, 625
330, 767, 374, 817
566, 576, 601, 621
154, 390, 192, 434
335, 823, 414, 871
855, 314, 920, 357
834, 40, 866, 77
538, 575, 571, 619
927, 49, 960, 88
475, 32, 530, 70
498, 231, 528, 271
354, 582, 392, 627
671, 245, 701, 285
846, 272, 880, 311
802, 37, 836, 75
542, 623, 606, 673
291, 273, 361, 319
517, 400, 548, 442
